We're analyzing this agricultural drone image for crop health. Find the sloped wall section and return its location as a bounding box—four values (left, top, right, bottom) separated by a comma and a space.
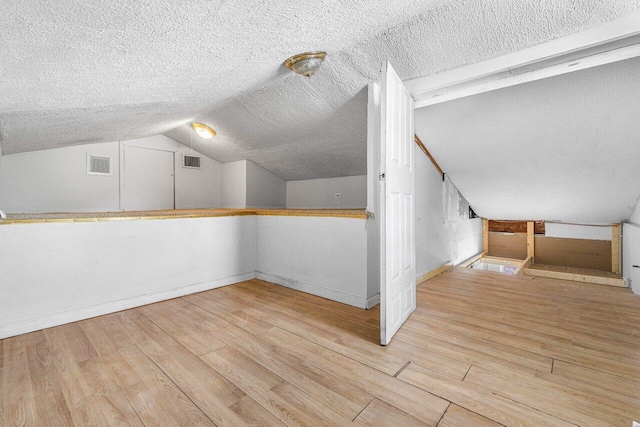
415, 151, 483, 276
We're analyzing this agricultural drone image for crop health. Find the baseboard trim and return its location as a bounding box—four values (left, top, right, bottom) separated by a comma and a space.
365, 293, 380, 309
417, 262, 453, 285
255, 271, 369, 309
0, 271, 256, 340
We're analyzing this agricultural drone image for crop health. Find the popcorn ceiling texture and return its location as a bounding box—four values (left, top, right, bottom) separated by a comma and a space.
1, 0, 639, 182
415, 56, 640, 224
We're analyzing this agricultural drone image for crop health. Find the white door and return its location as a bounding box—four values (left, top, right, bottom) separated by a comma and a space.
623, 223, 640, 294
121, 146, 175, 211
378, 61, 416, 345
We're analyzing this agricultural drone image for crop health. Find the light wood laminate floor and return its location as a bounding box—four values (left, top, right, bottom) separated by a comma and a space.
2, 267, 639, 426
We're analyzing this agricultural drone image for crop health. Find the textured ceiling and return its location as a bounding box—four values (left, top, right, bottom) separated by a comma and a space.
2, 0, 639, 180
415, 56, 640, 224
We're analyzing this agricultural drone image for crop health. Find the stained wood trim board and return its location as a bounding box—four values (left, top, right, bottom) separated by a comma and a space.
414, 134, 444, 176
417, 262, 452, 284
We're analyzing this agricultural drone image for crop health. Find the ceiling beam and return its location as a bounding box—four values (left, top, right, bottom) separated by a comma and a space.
406, 11, 640, 109
414, 42, 640, 108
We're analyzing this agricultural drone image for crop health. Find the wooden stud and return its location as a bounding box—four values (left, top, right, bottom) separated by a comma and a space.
515, 256, 532, 275
458, 252, 485, 268
526, 221, 535, 260
482, 219, 489, 255
612, 223, 621, 274
523, 266, 625, 287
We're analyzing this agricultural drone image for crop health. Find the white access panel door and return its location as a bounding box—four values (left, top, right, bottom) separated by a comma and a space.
122, 146, 175, 211
379, 61, 416, 345
622, 223, 640, 295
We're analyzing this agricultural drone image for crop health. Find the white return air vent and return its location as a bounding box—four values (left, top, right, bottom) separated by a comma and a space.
183, 154, 201, 169
86, 154, 112, 176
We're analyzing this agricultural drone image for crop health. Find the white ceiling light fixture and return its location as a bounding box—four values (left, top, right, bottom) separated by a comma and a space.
284, 51, 327, 77
192, 122, 216, 139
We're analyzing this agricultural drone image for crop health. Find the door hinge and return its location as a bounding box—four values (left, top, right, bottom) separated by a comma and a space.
379, 173, 386, 181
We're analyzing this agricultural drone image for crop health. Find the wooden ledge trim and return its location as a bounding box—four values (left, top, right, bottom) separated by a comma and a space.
0, 209, 369, 225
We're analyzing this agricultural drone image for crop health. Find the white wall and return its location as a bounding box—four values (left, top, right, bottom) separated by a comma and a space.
256, 216, 373, 308
0, 216, 257, 338
415, 152, 483, 276
121, 135, 222, 210
222, 160, 247, 208
0, 212, 373, 338
630, 199, 640, 224
1, 135, 222, 213
0, 143, 3, 211
545, 223, 612, 241
246, 161, 286, 208
3, 141, 121, 213
287, 176, 367, 209
623, 223, 640, 295
624, 199, 640, 294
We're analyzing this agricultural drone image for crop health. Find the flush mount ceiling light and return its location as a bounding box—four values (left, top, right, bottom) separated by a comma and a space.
284, 51, 327, 77
192, 122, 216, 139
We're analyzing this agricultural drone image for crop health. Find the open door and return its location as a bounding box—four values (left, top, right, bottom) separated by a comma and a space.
376, 61, 416, 345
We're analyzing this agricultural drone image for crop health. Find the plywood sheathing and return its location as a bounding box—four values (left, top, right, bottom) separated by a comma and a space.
534, 236, 612, 273
488, 232, 528, 260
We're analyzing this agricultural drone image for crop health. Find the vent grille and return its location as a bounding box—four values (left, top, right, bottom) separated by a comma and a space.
87, 154, 112, 175
183, 155, 201, 169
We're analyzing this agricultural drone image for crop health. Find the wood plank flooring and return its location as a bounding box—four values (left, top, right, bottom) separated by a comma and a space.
2, 267, 640, 426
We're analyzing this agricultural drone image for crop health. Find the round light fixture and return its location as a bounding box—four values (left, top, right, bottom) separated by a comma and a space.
192, 122, 216, 139
284, 51, 327, 77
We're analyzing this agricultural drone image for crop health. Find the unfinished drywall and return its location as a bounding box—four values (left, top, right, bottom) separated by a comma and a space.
246, 161, 286, 208
415, 149, 482, 276
0, 216, 257, 338
2, 135, 222, 213
2, 141, 121, 213
256, 216, 372, 308
286, 176, 367, 209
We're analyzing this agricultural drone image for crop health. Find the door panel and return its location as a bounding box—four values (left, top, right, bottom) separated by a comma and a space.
379, 61, 416, 345
623, 223, 640, 294
122, 146, 175, 211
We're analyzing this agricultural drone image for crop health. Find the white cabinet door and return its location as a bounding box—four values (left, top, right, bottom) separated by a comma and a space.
122, 146, 175, 211
377, 61, 416, 345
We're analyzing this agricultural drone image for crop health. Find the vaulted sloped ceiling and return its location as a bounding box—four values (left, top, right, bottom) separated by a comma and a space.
415, 56, 640, 224
1, 0, 639, 180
